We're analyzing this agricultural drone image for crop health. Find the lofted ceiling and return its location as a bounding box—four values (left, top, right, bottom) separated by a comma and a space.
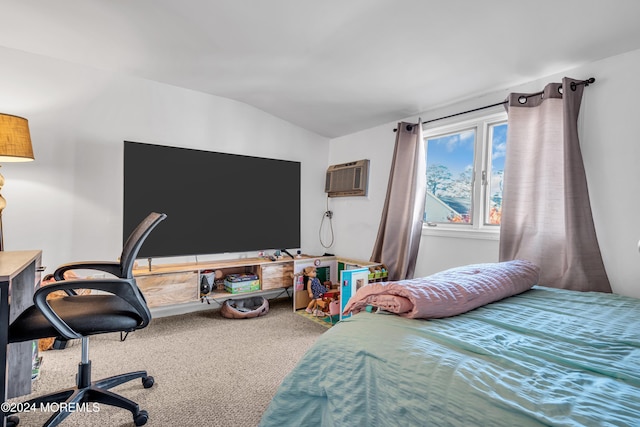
2, 0, 640, 138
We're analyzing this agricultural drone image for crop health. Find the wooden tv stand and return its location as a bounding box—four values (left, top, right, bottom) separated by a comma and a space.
132, 255, 385, 316
133, 255, 311, 315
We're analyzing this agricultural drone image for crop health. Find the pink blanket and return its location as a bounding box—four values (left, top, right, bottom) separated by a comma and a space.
343, 260, 540, 319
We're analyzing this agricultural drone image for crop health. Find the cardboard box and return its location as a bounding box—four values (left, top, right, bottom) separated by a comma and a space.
224, 281, 260, 294
224, 274, 260, 294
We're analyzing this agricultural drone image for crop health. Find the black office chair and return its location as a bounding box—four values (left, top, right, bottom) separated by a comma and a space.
7, 212, 166, 427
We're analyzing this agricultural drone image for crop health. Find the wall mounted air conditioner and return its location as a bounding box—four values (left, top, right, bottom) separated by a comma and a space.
325, 159, 370, 197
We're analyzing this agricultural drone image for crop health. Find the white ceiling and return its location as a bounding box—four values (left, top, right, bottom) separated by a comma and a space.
2, 0, 640, 138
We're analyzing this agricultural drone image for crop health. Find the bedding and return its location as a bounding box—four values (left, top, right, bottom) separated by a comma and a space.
343, 259, 539, 318
260, 286, 640, 426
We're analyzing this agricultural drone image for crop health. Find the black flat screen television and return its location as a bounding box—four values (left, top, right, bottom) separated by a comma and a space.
123, 141, 301, 258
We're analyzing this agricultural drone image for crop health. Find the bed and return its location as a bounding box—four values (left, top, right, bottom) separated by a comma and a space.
259, 261, 640, 426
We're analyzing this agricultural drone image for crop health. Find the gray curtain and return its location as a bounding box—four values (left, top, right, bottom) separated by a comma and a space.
371, 120, 426, 280
499, 77, 611, 292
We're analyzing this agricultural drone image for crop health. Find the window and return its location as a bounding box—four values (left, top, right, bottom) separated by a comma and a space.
486, 121, 507, 225
423, 111, 507, 235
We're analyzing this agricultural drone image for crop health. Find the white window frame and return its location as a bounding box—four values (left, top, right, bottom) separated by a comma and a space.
422, 108, 507, 241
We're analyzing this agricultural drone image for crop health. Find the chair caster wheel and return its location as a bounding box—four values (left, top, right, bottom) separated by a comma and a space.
142, 375, 154, 388
134, 409, 149, 426
6, 415, 20, 427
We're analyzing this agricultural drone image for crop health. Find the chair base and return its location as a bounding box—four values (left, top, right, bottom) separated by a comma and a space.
7, 362, 154, 427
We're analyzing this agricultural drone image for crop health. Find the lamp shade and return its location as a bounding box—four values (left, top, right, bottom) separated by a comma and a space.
0, 113, 34, 162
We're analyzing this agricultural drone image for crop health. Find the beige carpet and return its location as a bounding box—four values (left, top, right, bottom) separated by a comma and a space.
10, 298, 326, 426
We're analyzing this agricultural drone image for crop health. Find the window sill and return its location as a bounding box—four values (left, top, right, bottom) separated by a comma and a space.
421, 225, 500, 241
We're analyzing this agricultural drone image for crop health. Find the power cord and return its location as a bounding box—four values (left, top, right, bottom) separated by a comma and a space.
319, 196, 335, 249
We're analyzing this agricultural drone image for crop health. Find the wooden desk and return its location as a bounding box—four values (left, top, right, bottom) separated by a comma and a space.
0, 250, 41, 426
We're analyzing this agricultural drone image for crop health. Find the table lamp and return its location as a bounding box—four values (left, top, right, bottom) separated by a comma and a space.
0, 113, 35, 250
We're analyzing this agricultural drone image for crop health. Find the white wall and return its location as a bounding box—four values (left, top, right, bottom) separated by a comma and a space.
2, 45, 639, 298
0, 46, 330, 272
329, 48, 640, 298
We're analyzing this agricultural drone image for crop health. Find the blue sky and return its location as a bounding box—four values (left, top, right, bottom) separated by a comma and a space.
491, 123, 507, 172
426, 129, 475, 176
426, 123, 507, 176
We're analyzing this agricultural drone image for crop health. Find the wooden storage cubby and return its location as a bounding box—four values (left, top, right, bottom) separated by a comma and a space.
207, 264, 260, 297
133, 255, 382, 315
136, 270, 199, 308
261, 262, 294, 290
132, 256, 307, 313
337, 258, 388, 283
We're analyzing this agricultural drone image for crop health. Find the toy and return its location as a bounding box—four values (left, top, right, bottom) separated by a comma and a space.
303, 266, 328, 317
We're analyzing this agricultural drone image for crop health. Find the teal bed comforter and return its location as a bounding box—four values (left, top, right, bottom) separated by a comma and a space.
260, 287, 640, 426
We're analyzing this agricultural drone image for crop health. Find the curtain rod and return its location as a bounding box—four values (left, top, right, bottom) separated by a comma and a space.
395, 77, 595, 132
